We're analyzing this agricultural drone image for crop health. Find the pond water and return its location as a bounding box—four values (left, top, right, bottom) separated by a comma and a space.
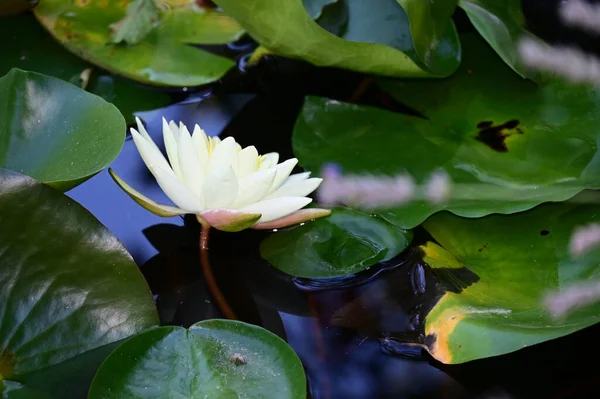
65, 52, 600, 398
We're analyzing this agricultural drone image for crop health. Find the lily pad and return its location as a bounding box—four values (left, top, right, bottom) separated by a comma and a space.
293, 34, 600, 229
261, 208, 412, 278
0, 13, 172, 124
34, 0, 244, 87
0, 169, 159, 396
421, 201, 600, 364
458, 0, 538, 79
212, 0, 460, 77
88, 320, 306, 399
0, 68, 126, 191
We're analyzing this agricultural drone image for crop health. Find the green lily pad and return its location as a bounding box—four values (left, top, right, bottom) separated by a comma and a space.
0, 169, 159, 396
0, 13, 172, 124
293, 34, 600, 229
396, 0, 461, 76
421, 201, 600, 364
34, 0, 244, 87
261, 208, 413, 278
88, 320, 306, 399
212, 0, 460, 77
458, 0, 538, 79
0, 68, 125, 191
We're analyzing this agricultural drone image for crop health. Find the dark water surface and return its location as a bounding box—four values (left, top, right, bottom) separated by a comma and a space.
67, 6, 600, 395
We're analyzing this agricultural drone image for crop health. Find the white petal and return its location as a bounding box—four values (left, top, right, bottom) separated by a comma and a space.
283, 172, 311, 184
231, 168, 276, 208
267, 158, 298, 195
150, 165, 203, 212
207, 137, 239, 173
162, 118, 183, 180
177, 123, 205, 199
237, 146, 259, 178
169, 120, 180, 136
240, 196, 312, 223
263, 152, 279, 167
131, 128, 172, 174
265, 178, 322, 199
134, 117, 153, 142
203, 165, 238, 209
191, 124, 209, 170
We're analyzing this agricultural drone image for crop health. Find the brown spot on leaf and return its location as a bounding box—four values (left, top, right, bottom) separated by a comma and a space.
478, 243, 488, 252
475, 119, 522, 152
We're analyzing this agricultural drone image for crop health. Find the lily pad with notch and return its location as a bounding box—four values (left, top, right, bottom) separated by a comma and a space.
420, 200, 600, 364
293, 33, 600, 228
34, 0, 245, 87
88, 320, 306, 399
260, 207, 413, 278
0, 169, 159, 397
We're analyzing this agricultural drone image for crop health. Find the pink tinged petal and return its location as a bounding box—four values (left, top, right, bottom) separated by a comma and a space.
150, 164, 204, 212
252, 208, 332, 229
200, 209, 262, 232
207, 136, 239, 173
109, 168, 186, 217
191, 124, 209, 169
162, 117, 183, 180
231, 168, 277, 208
265, 177, 323, 199
203, 165, 239, 209
240, 196, 312, 223
130, 128, 172, 174
237, 146, 259, 178
267, 158, 298, 195
177, 123, 205, 199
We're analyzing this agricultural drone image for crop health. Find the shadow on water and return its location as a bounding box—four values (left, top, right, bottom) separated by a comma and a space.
67, 18, 600, 398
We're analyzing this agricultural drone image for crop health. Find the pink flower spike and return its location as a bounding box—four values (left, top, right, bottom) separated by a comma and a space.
199, 208, 261, 232
252, 208, 332, 230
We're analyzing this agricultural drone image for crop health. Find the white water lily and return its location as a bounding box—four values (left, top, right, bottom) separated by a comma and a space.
109, 117, 331, 232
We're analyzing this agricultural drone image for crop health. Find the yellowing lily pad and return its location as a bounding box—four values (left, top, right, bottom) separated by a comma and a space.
88, 320, 306, 399
212, 0, 460, 77
293, 34, 600, 228
34, 0, 245, 87
421, 201, 600, 364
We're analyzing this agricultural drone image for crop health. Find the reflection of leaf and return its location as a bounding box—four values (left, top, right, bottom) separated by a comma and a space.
0, 169, 159, 397
261, 208, 412, 278
0, 13, 172, 124
212, 0, 460, 77
422, 201, 600, 364
89, 320, 307, 399
396, 0, 460, 76
110, 0, 160, 45
293, 34, 600, 228
0, 69, 125, 191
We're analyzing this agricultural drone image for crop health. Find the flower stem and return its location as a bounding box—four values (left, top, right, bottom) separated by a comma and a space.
199, 225, 237, 320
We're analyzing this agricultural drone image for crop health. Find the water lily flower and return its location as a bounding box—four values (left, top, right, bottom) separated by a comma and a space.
109, 117, 331, 232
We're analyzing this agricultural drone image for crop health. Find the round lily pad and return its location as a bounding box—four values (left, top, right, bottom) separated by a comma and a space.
293, 34, 600, 228
0, 169, 159, 397
34, 0, 244, 87
261, 208, 413, 278
0, 68, 125, 191
421, 200, 600, 364
88, 320, 306, 399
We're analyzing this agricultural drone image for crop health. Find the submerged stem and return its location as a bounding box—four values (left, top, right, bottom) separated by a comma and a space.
199, 225, 237, 320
